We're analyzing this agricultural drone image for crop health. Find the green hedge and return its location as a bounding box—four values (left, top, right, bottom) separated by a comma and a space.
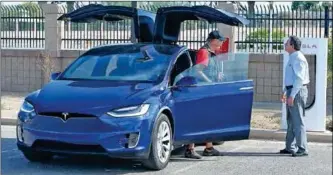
243, 29, 287, 50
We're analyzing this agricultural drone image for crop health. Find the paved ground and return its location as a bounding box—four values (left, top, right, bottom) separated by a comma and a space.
1, 125, 332, 175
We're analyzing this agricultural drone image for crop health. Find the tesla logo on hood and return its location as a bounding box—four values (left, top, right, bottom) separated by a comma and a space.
62, 112, 69, 122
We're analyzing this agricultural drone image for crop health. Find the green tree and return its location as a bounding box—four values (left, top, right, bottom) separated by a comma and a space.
322, 2, 332, 7
291, 1, 319, 10
20, 2, 41, 17
102, 1, 132, 7
245, 28, 287, 50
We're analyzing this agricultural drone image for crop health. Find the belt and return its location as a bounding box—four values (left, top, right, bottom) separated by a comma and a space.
285, 84, 308, 90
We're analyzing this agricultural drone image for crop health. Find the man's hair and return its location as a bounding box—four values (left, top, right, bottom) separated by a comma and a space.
289, 35, 302, 51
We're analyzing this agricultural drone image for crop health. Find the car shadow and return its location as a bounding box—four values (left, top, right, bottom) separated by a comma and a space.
170, 157, 216, 162
196, 151, 290, 157
1, 138, 215, 174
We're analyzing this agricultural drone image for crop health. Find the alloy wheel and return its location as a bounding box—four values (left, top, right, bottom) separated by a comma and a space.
156, 121, 171, 163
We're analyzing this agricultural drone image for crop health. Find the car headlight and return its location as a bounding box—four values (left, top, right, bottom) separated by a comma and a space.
20, 101, 35, 113
107, 104, 150, 117
19, 101, 36, 122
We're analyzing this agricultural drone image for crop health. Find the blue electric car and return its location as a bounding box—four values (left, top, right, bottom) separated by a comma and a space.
16, 4, 253, 170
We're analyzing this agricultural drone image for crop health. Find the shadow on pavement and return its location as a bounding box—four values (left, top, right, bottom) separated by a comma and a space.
1, 138, 213, 174
218, 152, 290, 157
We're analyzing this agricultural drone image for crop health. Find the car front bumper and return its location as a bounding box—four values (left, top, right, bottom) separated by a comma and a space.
16, 110, 157, 160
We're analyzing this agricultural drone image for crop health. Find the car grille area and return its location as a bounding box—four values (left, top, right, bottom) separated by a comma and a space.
38, 112, 96, 121
32, 140, 106, 154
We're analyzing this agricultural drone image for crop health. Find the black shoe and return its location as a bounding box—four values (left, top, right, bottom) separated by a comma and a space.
203, 147, 222, 156
292, 151, 308, 157
184, 149, 202, 159
279, 149, 292, 154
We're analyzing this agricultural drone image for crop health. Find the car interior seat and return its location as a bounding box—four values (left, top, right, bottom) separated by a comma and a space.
169, 53, 192, 86
188, 49, 198, 65
109, 58, 133, 76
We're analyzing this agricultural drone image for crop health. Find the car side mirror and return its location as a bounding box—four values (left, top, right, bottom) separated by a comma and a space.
50, 72, 61, 80
175, 76, 197, 87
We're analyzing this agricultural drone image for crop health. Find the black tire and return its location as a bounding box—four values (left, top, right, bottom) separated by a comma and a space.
142, 113, 173, 170
22, 150, 53, 162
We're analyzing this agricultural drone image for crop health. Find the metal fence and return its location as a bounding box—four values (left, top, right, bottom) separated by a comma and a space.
236, 4, 333, 53
0, 1, 332, 53
0, 3, 45, 49
58, 1, 219, 50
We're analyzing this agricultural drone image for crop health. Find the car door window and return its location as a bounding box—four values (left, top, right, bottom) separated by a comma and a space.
174, 52, 250, 86
169, 51, 192, 86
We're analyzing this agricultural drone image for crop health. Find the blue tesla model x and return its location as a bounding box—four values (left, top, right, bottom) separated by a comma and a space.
16, 4, 253, 170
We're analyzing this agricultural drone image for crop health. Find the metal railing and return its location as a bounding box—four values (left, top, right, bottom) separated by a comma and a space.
0, 3, 45, 49
236, 4, 333, 53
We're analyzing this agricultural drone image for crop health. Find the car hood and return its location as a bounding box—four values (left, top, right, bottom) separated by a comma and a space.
30, 80, 160, 115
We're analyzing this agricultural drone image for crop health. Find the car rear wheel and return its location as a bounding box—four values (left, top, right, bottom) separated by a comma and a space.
22, 150, 53, 162
142, 113, 172, 170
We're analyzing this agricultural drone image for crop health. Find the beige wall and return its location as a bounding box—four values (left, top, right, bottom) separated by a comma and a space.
1, 49, 332, 104
247, 54, 331, 105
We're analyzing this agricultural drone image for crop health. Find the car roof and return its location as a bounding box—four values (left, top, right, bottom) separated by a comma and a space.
81, 43, 186, 57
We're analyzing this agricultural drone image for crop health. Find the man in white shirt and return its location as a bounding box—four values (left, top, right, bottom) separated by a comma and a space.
280, 36, 310, 157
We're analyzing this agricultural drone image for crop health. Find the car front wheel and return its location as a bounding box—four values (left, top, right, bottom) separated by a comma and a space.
142, 113, 172, 170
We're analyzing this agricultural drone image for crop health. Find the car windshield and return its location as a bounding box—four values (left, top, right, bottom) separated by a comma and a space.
59, 44, 178, 82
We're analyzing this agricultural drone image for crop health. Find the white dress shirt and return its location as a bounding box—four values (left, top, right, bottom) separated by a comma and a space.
284, 51, 310, 98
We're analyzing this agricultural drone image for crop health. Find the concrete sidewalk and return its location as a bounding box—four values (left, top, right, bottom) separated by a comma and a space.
1, 91, 332, 143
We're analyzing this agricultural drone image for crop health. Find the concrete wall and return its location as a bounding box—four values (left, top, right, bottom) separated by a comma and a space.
247, 54, 331, 105
1, 49, 332, 104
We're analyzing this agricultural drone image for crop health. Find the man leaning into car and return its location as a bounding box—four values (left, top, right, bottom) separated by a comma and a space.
184, 30, 225, 159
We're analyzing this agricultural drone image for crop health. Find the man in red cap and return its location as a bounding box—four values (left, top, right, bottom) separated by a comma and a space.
184, 30, 225, 159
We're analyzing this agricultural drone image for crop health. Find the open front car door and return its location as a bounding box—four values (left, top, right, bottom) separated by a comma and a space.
160, 6, 252, 145
171, 52, 253, 145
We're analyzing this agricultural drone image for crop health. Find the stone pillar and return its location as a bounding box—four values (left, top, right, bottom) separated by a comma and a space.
216, 2, 237, 53
41, 3, 61, 57
131, 1, 138, 43
40, 4, 62, 84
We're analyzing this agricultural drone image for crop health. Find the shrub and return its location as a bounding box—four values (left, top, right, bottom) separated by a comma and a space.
245, 29, 287, 50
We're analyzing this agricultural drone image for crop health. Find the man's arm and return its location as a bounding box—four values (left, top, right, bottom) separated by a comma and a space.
290, 57, 307, 98
283, 87, 287, 95
197, 68, 212, 82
